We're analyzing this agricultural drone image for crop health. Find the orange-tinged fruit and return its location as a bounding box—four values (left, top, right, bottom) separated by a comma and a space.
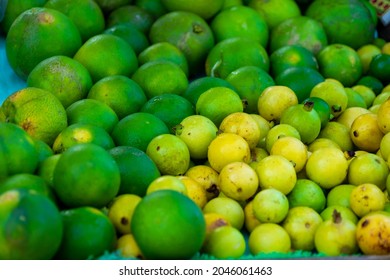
131, 190, 206, 259
5, 7, 82, 80
0, 0, 47, 34
356, 211, 390, 255
350, 113, 384, 153
1, 87, 68, 146
207, 132, 251, 173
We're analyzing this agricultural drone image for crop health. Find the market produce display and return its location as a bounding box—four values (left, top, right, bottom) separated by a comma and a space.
0, 0, 390, 260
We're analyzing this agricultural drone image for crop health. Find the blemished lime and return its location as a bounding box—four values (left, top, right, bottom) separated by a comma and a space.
131, 190, 206, 259
0, 122, 39, 176
5, 7, 82, 80
26, 55, 93, 109
0, 189, 63, 260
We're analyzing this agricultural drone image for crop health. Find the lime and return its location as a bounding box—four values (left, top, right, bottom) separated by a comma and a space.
252, 188, 289, 223
269, 15, 328, 55
368, 53, 390, 85
146, 134, 190, 176
287, 179, 326, 213
225, 66, 275, 114
73, 34, 138, 83
196, 87, 243, 127
138, 42, 189, 77
131, 190, 206, 259
269, 44, 319, 77
257, 85, 298, 122
52, 143, 121, 208
0, 189, 63, 259
109, 146, 160, 197
317, 44, 363, 87
205, 37, 269, 79
1, 87, 68, 146
66, 99, 119, 133
107, 194, 142, 235
305, 0, 375, 49
140, 94, 195, 132
106, 4, 154, 33
44, 0, 105, 42
104, 23, 149, 55
203, 196, 245, 230
161, 0, 224, 20
5, 7, 82, 79
52, 123, 115, 154
87, 75, 147, 120
182, 76, 236, 106
210, 5, 268, 47
0, 122, 39, 175
55, 206, 116, 259
207, 132, 251, 173
111, 112, 169, 152
26, 55, 93, 109
326, 184, 356, 208
149, 11, 214, 75
131, 60, 188, 99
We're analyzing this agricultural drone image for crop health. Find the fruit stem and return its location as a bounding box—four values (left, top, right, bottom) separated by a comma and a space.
332, 209, 342, 224
303, 100, 314, 111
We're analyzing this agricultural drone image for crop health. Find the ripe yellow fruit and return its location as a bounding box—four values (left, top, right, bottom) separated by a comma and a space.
350, 113, 384, 152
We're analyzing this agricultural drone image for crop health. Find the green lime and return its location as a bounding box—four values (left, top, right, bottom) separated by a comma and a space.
87, 75, 147, 120
109, 146, 160, 197
140, 94, 195, 132
52, 143, 121, 208
287, 179, 327, 213
55, 206, 116, 259
131, 190, 206, 259
26, 55, 93, 109
111, 112, 170, 152
0, 189, 63, 259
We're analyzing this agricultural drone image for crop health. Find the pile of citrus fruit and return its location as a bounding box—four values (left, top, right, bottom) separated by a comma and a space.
1, 0, 390, 260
